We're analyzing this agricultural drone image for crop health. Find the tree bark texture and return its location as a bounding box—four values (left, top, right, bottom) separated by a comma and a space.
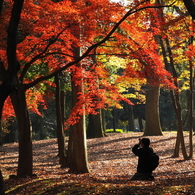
68, 116, 89, 173
144, 85, 163, 136
11, 83, 33, 176
67, 78, 89, 173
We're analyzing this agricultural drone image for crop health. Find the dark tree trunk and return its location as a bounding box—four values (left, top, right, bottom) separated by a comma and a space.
159, 35, 193, 159
123, 102, 135, 132
112, 108, 117, 132
0, 169, 5, 195
101, 109, 106, 134
1, 0, 25, 182
0, 64, 18, 195
11, 83, 33, 176
182, 0, 195, 20
0, 99, 5, 195
39, 109, 45, 140
138, 117, 144, 132
55, 74, 68, 168
87, 110, 104, 138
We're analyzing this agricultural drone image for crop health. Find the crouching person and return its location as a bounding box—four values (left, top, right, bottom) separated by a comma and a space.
131, 138, 159, 181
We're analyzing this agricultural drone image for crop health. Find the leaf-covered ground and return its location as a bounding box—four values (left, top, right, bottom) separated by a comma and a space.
1, 132, 195, 194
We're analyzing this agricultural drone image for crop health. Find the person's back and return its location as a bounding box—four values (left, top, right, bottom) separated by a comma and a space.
131, 138, 154, 181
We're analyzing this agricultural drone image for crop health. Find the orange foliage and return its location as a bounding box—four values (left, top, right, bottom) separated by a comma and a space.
2, 97, 15, 120
0, 0, 179, 126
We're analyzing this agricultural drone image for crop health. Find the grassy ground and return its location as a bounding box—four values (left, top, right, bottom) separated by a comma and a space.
1, 132, 195, 194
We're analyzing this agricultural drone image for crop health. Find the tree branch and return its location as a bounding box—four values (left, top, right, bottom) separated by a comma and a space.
7, 0, 24, 73
20, 27, 70, 82
25, 1, 174, 90
182, 0, 195, 20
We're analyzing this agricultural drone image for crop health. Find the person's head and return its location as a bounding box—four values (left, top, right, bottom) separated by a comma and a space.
141, 138, 150, 147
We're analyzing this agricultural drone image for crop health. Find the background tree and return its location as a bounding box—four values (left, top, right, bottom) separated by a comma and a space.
144, 84, 162, 135
55, 73, 68, 168
155, 0, 194, 159
0, 1, 177, 189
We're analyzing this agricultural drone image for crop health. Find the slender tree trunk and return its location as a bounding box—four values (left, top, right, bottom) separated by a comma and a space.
123, 102, 134, 132
101, 109, 106, 135
0, 102, 5, 195
11, 83, 33, 176
112, 108, 116, 132
138, 117, 144, 132
55, 74, 68, 168
0, 108, 5, 195
0, 169, 5, 195
187, 54, 194, 158
144, 84, 163, 136
159, 35, 193, 159
38, 106, 44, 140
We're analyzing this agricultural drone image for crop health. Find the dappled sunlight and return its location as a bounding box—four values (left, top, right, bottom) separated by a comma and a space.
1, 132, 195, 194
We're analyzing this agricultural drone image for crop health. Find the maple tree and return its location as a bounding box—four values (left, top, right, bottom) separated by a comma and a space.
115, 0, 195, 140
0, 0, 129, 177
0, 0, 195, 192
0, 0, 173, 189
0, 0, 192, 193
110, 1, 175, 135
153, 0, 195, 160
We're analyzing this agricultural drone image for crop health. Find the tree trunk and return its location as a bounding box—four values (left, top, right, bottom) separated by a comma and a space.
182, 0, 195, 20
144, 84, 163, 136
68, 115, 89, 173
123, 102, 135, 132
159, 35, 193, 159
112, 108, 117, 132
67, 75, 89, 173
0, 64, 18, 195
0, 169, 5, 195
55, 74, 68, 168
87, 110, 104, 138
101, 109, 106, 134
170, 88, 193, 159
38, 106, 45, 140
138, 117, 144, 132
0, 100, 5, 195
11, 83, 33, 176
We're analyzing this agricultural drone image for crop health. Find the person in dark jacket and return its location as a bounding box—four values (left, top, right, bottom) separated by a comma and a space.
131, 137, 154, 181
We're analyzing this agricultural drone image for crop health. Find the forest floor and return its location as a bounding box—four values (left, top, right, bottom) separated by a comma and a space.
1, 132, 195, 195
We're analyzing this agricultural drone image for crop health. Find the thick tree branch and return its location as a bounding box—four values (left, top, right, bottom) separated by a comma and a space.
182, 0, 195, 20
25, 1, 174, 90
7, 0, 24, 73
20, 27, 70, 82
